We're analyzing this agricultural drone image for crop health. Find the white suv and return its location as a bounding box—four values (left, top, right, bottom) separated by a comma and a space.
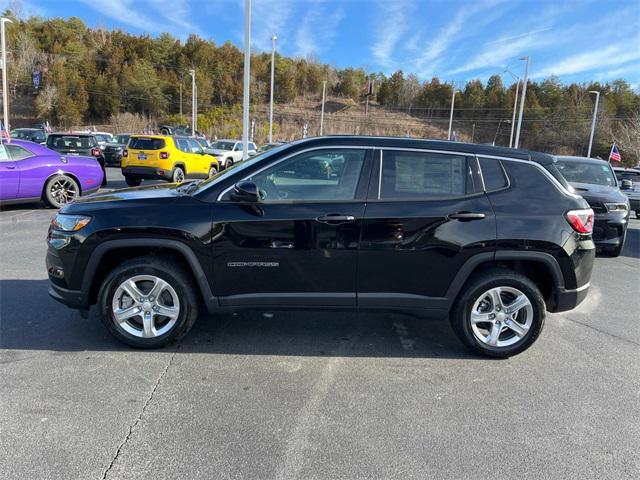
208, 140, 257, 169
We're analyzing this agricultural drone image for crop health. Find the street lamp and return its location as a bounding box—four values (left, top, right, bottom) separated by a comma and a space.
268, 35, 277, 143
448, 88, 457, 141
242, 0, 252, 160
320, 80, 327, 136
514, 55, 530, 149
189, 68, 196, 136
587, 90, 600, 158
1, 17, 13, 135
504, 68, 520, 148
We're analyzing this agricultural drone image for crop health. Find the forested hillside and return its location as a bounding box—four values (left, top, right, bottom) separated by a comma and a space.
4, 11, 639, 164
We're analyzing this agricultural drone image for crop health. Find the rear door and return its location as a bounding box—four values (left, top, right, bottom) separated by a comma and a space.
358, 148, 496, 313
211, 147, 372, 307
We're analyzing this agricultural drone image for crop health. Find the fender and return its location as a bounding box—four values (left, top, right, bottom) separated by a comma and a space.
80, 238, 218, 312
444, 250, 564, 308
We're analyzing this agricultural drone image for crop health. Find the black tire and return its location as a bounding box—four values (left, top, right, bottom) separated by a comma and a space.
44, 174, 80, 208
125, 175, 142, 187
99, 157, 107, 186
172, 166, 185, 183
635, 210, 640, 219
208, 165, 218, 178
450, 269, 546, 358
224, 158, 233, 170
98, 256, 199, 348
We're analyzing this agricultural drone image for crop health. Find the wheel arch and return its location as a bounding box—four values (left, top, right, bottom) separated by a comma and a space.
446, 251, 564, 310
82, 238, 217, 311
41, 170, 83, 200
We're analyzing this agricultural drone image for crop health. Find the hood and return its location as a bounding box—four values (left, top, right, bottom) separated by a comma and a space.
569, 182, 628, 204
62, 182, 184, 212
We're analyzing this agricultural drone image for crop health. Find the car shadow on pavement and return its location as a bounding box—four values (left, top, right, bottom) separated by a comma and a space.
0, 279, 479, 359
620, 224, 639, 259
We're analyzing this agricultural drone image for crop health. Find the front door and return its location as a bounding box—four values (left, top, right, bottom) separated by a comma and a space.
358, 149, 496, 313
0, 145, 18, 200
211, 147, 371, 307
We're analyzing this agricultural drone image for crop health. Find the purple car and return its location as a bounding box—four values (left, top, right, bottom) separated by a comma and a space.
0, 139, 103, 208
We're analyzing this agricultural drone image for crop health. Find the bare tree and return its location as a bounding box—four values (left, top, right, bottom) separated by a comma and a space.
609, 112, 640, 165
34, 85, 57, 117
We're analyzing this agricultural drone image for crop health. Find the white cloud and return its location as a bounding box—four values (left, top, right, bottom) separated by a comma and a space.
534, 42, 640, 79
370, 1, 412, 69
251, 0, 295, 52
294, 0, 344, 58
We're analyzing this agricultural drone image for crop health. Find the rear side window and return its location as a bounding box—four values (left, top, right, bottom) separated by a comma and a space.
6, 144, 34, 160
129, 137, 165, 150
379, 150, 473, 199
478, 157, 508, 191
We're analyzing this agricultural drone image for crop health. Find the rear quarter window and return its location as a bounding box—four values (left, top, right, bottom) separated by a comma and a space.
478, 157, 508, 191
129, 137, 165, 150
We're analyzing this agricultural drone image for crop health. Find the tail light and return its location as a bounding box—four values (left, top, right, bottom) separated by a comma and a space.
160, 151, 170, 159
565, 209, 594, 234
91, 148, 101, 157
122, 149, 128, 157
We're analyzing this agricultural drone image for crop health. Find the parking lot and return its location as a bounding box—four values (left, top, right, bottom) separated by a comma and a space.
1, 168, 639, 479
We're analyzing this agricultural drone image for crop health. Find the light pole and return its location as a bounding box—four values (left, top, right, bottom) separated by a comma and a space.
320, 80, 326, 136
587, 90, 600, 158
514, 55, 530, 149
269, 35, 277, 143
1, 17, 13, 135
189, 68, 196, 136
504, 68, 520, 148
242, 0, 252, 160
447, 88, 457, 141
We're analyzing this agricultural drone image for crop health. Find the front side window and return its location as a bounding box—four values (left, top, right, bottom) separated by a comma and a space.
187, 138, 203, 153
6, 144, 34, 160
212, 141, 235, 151
555, 160, 616, 187
246, 149, 366, 202
379, 150, 473, 199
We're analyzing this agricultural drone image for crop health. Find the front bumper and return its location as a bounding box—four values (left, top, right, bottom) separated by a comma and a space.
592, 214, 628, 249
46, 246, 88, 309
122, 166, 172, 181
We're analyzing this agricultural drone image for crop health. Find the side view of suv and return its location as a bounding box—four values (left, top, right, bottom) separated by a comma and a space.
47, 137, 595, 357
121, 135, 220, 186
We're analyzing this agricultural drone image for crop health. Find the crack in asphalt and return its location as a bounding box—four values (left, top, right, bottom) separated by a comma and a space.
100, 345, 180, 480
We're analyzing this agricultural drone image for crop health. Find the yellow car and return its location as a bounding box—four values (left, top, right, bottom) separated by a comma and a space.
121, 135, 220, 186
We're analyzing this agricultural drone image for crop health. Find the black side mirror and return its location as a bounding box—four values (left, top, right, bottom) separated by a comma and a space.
230, 180, 259, 202
620, 179, 633, 190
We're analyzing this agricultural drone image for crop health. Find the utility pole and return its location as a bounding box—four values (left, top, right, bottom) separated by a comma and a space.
1, 17, 13, 135
189, 68, 196, 136
320, 80, 326, 136
587, 90, 600, 158
242, 0, 252, 160
448, 88, 457, 140
514, 55, 530, 149
471, 123, 475, 143
269, 35, 277, 143
504, 68, 520, 148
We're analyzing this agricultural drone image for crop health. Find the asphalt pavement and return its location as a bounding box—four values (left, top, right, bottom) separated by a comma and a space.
1, 168, 639, 479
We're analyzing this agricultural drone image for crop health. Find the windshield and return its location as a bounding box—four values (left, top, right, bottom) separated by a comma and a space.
212, 141, 235, 151
555, 160, 617, 187
193, 143, 290, 194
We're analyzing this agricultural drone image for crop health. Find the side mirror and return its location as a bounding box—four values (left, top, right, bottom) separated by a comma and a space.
230, 180, 259, 202
620, 179, 633, 190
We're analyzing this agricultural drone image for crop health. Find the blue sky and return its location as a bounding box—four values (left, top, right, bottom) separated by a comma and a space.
5, 0, 640, 88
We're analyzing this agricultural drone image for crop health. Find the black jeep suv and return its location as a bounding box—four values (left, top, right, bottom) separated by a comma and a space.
47, 137, 595, 357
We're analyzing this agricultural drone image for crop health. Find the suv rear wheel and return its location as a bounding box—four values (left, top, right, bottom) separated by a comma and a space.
172, 166, 185, 183
451, 269, 545, 358
125, 175, 141, 187
98, 257, 198, 348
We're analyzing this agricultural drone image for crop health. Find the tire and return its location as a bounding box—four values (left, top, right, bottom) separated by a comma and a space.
208, 165, 218, 178
44, 174, 80, 208
224, 158, 233, 170
450, 269, 545, 358
172, 166, 185, 183
635, 210, 640, 219
125, 175, 142, 187
99, 157, 107, 186
98, 256, 199, 348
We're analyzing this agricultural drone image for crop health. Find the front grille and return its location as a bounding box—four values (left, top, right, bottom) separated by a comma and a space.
590, 202, 607, 214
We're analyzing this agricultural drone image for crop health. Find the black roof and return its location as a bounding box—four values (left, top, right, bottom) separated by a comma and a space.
554, 155, 612, 165
286, 135, 555, 165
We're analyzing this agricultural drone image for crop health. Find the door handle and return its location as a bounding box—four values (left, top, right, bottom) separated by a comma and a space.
5, 165, 16, 169
448, 212, 486, 221
316, 213, 356, 224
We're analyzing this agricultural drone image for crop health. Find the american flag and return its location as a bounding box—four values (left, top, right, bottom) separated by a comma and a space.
609, 143, 622, 162
1, 121, 10, 143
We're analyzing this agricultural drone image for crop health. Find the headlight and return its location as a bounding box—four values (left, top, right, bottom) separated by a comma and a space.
605, 203, 629, 212
51, 214, 92, 231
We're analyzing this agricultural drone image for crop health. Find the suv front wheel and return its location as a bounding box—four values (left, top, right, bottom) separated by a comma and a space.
98, 257, 198, 348
451, 269, 545, 358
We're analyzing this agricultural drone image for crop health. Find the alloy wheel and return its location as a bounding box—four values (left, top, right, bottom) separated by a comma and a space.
173, 169, 185, 183
49, 177, 78, 206
470, 286, 533, 348
111, 275, 180, 338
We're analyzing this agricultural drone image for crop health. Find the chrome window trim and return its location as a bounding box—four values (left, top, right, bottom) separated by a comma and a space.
216, 145, 372, 201
377, 150, 383, 200
479, 154, 582, 199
